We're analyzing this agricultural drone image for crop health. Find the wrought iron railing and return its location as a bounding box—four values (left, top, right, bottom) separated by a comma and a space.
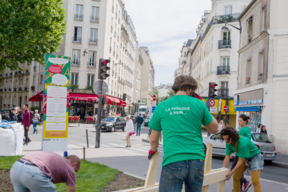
72, 37, 82, 43
74, 14, 84, 20
218, 40, 231, 49
91, 16, 99, 22
217, 66, 230, 75
219, 88, 229, 97
89, 38, 98, 44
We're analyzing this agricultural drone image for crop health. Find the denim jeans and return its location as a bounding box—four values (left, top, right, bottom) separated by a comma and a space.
136, 124, 142, 135
159, 160, 204, 192
33, 122, 38, 134
10, 161, 56, 192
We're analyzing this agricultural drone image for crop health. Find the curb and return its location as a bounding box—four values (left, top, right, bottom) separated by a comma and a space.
271, 161, 288, 168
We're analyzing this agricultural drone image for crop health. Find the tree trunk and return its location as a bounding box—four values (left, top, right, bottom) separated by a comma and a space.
0, 46, 7, 60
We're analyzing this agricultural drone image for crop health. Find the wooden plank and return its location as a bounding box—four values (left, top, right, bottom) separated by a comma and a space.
217, 180, 226, 192
144, 151, 160, 189
203, 168, 229, 186
202, 144, 213, 192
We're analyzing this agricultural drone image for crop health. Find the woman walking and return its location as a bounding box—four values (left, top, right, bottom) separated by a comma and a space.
220, 127, 263, 192
124, 116, 134, 147
32, 110, 40, 134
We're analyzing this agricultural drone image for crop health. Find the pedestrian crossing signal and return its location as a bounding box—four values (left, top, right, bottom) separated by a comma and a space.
98, 59, 110, 80
208, 82, 218, 98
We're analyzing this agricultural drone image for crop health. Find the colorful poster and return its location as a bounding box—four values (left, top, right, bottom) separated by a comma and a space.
42, 54, 70, 152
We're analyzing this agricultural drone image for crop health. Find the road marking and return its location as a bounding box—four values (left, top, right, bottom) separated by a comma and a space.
245, 175, 288, 186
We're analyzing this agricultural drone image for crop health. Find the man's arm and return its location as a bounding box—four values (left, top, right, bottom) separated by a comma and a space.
150, 130, 160, 152
67, 186, 75, 192
222, 155, 231, 168
205, 116, 219, 134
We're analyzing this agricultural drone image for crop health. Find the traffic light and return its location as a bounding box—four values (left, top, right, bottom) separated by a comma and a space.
208, 82, 218, 98
98, 59, 110, 80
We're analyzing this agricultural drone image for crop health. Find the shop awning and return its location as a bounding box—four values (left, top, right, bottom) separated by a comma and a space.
236, 106, 261, 112
104, 95, 122, 104
29, 91, 43, 102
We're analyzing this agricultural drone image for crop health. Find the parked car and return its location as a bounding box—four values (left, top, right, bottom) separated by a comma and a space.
0, 110, 9, 121
101, 116, 126, 132
203, 131, 276, 163
144, 113, 153, 127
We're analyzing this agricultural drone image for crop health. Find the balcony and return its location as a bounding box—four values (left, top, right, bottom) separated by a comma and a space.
218, 40, 231, 49
74, 14, 83, 20
72, 59, 80, 66
217, 66, 230, 75
72, 37, 82, 43
89, 38, 98, 45
91, 16, 99, 22
87, 62, 96, 67
219, 88, 229, 98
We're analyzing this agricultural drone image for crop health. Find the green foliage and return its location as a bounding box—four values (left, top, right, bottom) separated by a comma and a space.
168, 90, 174, 97
30, 106, 41, 112
71, 84, 78, 89
0, 0, 67, 72
86, 86, 93, 90
0, 156, 23, 170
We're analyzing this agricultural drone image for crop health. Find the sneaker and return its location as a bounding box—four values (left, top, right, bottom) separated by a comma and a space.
243, 181, 252, 192
126, 145, 129, 147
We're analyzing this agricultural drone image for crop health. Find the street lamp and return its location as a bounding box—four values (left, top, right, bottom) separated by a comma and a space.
221, 21, 241, 33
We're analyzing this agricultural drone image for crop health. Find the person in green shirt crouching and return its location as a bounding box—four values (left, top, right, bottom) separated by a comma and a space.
148, 75, 219, 192
220, 127, 264, 192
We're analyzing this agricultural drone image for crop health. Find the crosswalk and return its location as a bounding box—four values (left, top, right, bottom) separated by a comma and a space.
100, 142, 164, 156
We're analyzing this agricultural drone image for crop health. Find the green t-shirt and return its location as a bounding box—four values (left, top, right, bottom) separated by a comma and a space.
239, 126, 251, 139
149, 95, 213, 167
226, 137, 260, 159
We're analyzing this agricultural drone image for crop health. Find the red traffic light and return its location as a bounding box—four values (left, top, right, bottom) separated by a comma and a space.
211, 83, 218, 88
102, 60, 110, 65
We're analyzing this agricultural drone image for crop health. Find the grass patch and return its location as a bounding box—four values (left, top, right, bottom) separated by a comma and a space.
0, 156, 121, 192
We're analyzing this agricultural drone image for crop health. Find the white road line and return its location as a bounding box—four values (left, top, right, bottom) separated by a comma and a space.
245, 175, 288, 186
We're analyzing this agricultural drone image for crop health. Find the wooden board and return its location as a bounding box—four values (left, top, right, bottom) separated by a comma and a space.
202, 168, 229, 186
144, 151, 159, 189
202, 144, 212, 192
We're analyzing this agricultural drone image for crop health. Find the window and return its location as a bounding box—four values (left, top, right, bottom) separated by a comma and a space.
72, 50, 80, 65
75, 5, 83, 19
225, 6, 232, 16
91, 7, 99, 21
90, 28, 98, 44
247, 17, 253, 42
246, 60, 251, 84
223, 31, 230, 40
25, 79, 28, 87
73, 27, 82, 42
24, 96, 27, 104
40, 74, 43, 83
222, 57, 230, 66
262, 7, 266, 31
111, 18, 113, 31
87, 74, 94, 87
258, 52, 264, 79
88, 51, 96, 66
71, 73, 79, 85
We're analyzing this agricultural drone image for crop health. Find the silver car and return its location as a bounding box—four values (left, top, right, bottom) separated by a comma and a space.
203, 131, 276, 163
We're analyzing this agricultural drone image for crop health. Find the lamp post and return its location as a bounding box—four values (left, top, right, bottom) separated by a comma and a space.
221, 21, 241, 32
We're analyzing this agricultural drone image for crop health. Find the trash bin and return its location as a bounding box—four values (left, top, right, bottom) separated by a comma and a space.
0, 121, 24, 156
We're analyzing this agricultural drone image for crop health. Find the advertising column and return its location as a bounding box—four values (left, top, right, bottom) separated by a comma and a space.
42, 54, 71, 152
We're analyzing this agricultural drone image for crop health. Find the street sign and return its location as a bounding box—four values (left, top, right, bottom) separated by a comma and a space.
209, 99, 215, 107
93, 81, 108, 95
122, 102, 127, 108
152, 101, 156, 107
153, 95, 156, 101
210, 107, 217, 113
223, 105, 228, 112
152, 106, 156, 113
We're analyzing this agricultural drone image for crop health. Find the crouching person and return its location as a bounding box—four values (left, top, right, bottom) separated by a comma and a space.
220, 127, 264, 192
10, 151, 80, 192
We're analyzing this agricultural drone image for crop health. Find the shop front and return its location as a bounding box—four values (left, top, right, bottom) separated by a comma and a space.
234, 89, 263, 131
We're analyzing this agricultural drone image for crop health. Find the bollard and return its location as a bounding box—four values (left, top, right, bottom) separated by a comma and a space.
64, 151, 68, 157
86, 129, 89, 148
83, 147, 86, 161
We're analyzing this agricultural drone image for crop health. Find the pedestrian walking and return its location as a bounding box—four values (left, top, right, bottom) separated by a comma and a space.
218, 120, 224, 132
32, 109, 40, 134
10, 151, 80, 192
261, 125, 267, 134
16, 107, 23, 123
148, 75, 219, 192
9, 107, 18, 122
136, 114, 144, 136
220, 127, 264, 192
256, 124, 262, 133
124, 116, 134, 147
22, 104, 31, 145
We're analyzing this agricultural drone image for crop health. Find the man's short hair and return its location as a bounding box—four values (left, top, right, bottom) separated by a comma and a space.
172, 75, 198, 94
24, 103, 28, 108
67, 155, 81, 169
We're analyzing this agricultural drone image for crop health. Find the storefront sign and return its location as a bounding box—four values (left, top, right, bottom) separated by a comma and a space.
70, 89, 93, 94
210, 107, 217, 113
233, 95, 239, 106
239, 99, 263, 105
42, 54, 70, 152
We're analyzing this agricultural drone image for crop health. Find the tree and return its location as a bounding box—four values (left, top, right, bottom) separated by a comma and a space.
168, 90, 175, 97
0, 0, 66, 72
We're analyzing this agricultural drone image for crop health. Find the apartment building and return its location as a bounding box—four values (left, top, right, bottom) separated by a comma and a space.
235, 0, 288, 153
139, 47, 155, 109
136, 54, 144, 103
175, 40, 193, 79
0, 0, 141, 113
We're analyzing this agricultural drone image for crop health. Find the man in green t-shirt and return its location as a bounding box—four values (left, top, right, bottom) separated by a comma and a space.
148, 75, 218, 192
220, 127, 263, 192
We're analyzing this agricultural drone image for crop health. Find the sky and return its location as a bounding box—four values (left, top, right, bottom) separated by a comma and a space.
122, 0, 211, 86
